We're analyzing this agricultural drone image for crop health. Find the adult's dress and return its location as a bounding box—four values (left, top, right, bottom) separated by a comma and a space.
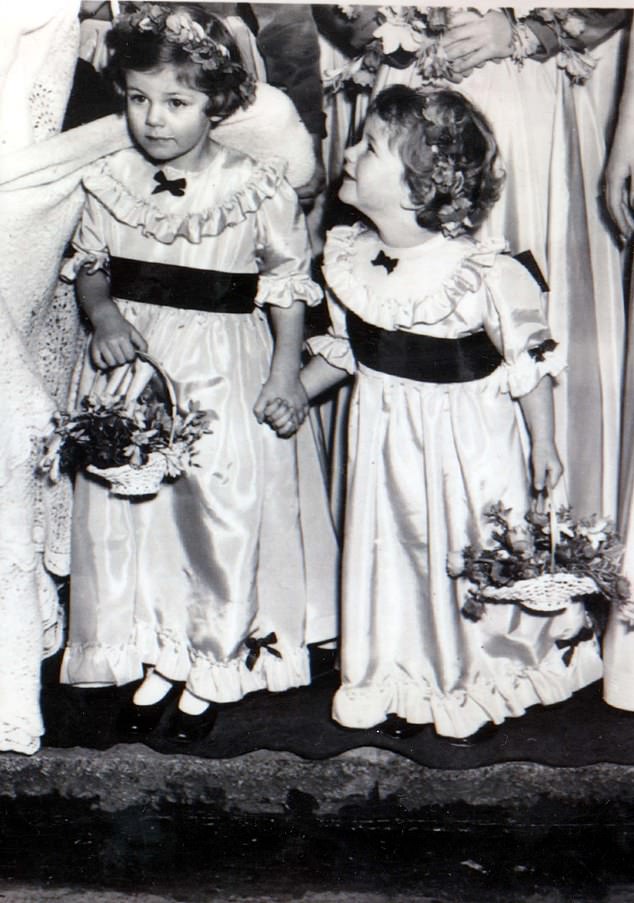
0, 1, 80, 754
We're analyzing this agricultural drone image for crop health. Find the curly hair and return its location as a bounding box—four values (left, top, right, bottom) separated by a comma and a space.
368, 85, 505, 236
104, 3, 255, 124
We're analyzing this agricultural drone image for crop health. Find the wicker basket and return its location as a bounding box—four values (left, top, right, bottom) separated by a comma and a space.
86, 352, 177, 498
479, 500, 598, 613
481, 572, 598, 613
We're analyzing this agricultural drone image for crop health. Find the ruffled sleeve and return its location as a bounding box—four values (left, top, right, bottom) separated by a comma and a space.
254, 178, 323, 309
306, 288, 357, 375
60, 188, 109, 282
305, 227, 357, 373
483, 255, 565, 398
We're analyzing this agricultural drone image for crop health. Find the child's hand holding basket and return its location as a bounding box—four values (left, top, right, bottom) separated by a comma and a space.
39, 353, 214, 497
449, 499, 633, 623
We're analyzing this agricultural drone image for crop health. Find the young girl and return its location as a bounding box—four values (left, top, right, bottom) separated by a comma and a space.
60, 3, 337, 744
292, 85, 603, 741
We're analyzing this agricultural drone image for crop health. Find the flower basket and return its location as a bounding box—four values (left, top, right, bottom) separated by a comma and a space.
450, 500, 632, 622
40, 352, 214, 498
83, 353, 178, 497
87, 450, 169, 497
480, 572, 599, 614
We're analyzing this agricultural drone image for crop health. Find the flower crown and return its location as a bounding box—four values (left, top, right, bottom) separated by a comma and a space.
416, 95, 500, 238
115, 3, 233, 73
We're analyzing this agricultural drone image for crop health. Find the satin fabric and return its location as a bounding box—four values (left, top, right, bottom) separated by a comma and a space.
61, 147, 338, 700
312, 228, 602, 738
370, 45, 624, 519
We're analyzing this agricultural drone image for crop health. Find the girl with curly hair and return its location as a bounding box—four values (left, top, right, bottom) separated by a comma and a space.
59, 3, 337, 745
287, 85, 602, 742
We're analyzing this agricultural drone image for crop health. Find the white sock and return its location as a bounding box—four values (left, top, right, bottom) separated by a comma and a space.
178, 688, 211, 716
133, 670, 173, 706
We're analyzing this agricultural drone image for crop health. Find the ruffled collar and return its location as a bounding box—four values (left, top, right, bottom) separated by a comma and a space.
82, 145, 285, 244
323, 223, 507, 330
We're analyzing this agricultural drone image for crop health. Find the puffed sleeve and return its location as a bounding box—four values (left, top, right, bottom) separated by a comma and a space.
60, 188, 110, 281
306, 288, 357, 375
254, 178, 323, 309
483, 254, 565, 398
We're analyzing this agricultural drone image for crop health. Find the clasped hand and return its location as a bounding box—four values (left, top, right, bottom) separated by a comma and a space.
253, 375, 309, 438
442, 9, 513, 80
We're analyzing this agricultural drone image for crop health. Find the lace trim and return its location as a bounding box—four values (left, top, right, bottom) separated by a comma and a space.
323, 224, 507, 331
82, 155, 286, 245
0, 724, 40, 756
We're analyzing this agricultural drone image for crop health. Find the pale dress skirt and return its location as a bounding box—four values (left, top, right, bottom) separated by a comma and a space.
333, 364, 603, 738
62, 299, 339, 702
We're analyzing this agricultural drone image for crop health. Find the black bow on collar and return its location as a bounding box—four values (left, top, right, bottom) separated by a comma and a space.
152, 170, 187, 197
372, 250, 399, 274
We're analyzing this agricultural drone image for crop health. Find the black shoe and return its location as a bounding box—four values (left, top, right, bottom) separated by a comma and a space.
443, 721, 499, 748
308, 644, 338, 682
116, 684, 180, 741
376, 714, 425, 740
164, 705, 218, 745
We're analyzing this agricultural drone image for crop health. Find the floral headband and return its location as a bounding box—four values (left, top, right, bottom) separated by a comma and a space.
417, 95, 497, 238
114, 3, 234, 73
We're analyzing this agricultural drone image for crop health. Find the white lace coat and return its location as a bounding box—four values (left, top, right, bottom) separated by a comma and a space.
0, 2, 79, 754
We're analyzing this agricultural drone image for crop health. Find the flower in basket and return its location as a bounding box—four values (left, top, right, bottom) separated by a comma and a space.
449, 501, 632, 624
39, 392, 215, 489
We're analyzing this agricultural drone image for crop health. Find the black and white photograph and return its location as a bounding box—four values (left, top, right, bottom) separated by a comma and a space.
2, 2, 634, 900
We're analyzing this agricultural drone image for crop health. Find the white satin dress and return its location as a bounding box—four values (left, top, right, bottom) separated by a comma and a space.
309, 224, 603, 738
368, 32, 625, 521
60, 144, 338, 702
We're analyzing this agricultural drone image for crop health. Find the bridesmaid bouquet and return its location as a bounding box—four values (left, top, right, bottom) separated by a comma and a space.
521, 9, 597, 83
40, 356, 214, 497
449, 502, 633, 623
324, 6, 454, 94
324, 6, 601, 95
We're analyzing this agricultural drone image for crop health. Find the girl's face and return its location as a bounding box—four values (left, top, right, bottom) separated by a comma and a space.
339, 115, 411, 226
125, 65, 213, 171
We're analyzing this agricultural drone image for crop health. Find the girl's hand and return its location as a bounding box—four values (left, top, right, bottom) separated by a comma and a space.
90, 309, 148, 370
443, 10, 513, 77
530, 440, 563, 493
262, 398, 302, 438
605, 137, 634, 241
254, 376, 309, 437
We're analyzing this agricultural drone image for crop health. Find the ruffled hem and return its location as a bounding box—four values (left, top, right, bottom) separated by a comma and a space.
332, 636, 602, 738
306, 332, 356, 375
82, 155, 285, 245
324, 224, 507, 331
60, 250, 109, 283
61, 631, 311, 702
256, 274, 323, 310
185, 645, 310, 703
504, 344, 567, 398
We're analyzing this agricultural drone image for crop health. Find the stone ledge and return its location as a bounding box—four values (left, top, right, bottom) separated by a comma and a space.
1, 746, 634, 820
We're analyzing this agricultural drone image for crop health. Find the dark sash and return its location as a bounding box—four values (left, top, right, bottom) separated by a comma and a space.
347, 310, 502, 384
110, 257, 258, 313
